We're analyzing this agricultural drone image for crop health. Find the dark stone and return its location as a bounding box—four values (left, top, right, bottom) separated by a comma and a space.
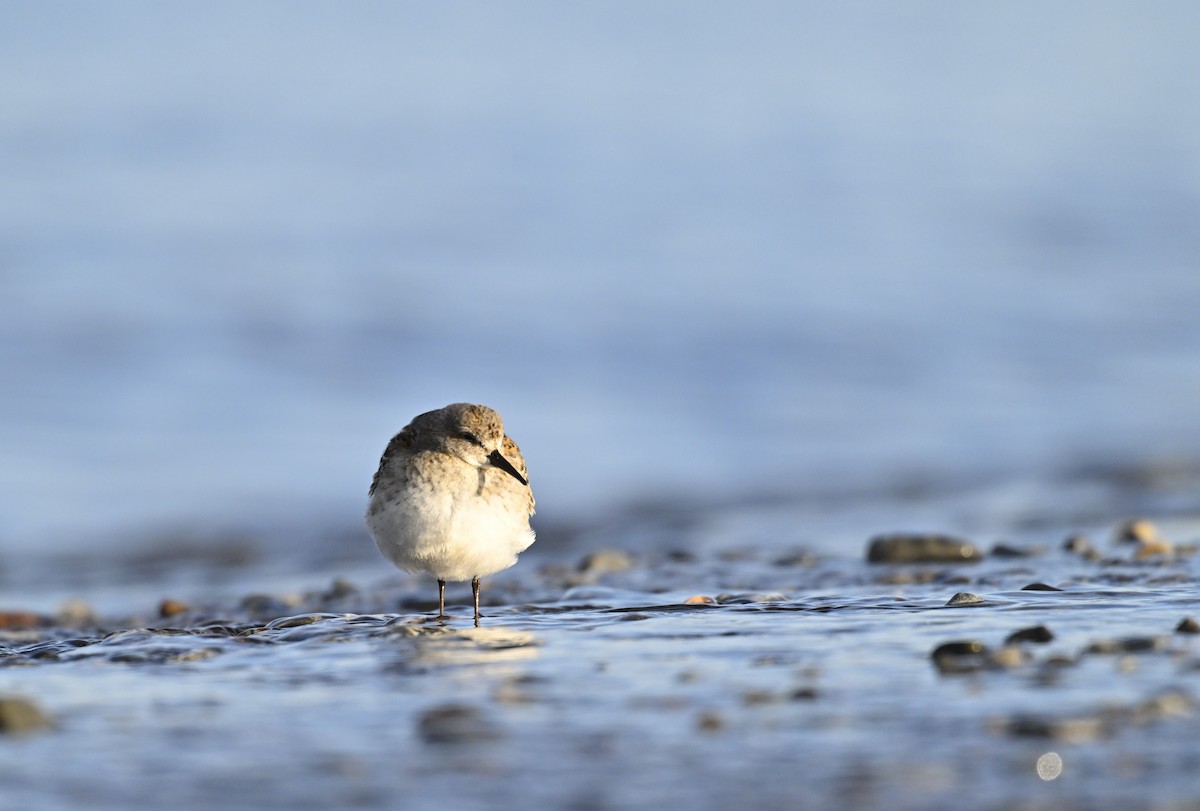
945, 592, 985, 606
417, 703, 500, 744
1084, 636, 1169, 655
1176, 617, 1200, 635
999, 714, 1107, 742
1005, 625, 1055, 645
991, 543, 1042, 558
926, 643, 993, 676
240, 594, 291, 616
931, 640, 990, 673
1021, 583, 1063, 591
325, 578, 359, 600
866, 533, 981, 564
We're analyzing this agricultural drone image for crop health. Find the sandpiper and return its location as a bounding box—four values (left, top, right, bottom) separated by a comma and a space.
366, 403, 535, 626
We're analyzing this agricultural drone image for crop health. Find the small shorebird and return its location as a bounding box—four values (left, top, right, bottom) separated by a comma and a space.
366, 403, 535, 626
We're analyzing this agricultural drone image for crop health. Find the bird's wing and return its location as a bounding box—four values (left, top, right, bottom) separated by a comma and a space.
368, 424, 415, 496
502, 434, 536, 517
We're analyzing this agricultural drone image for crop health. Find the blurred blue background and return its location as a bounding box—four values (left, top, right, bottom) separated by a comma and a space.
2, 2, 1199, 566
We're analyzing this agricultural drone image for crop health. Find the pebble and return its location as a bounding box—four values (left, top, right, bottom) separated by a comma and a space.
159, 599, 190, 619
325, 578, 359, 600
997, 714, 1107, 742
0, 696, 53, 734
683, 595, 716, 605
741, 689, 778, 706
0, 612, 50, 630
1084, 636, 1169, 655
875, 570, 939, 585
1137, 690, 1195, 721
930, 639, 1029, 673
56, 599, 96, 626
417, 703, 501, 745
1135, 538, 1174, 559
930, 640, 989, 673
996, 688, 1195, 741
1063, 534, 1097, 556
1021, 583, 1063, 591
990, 543, 1042, 558
1005, 625, 1055, 645
990, 646, 1027, 669
169, 647, 222, 664
772, 551, 817, 567
716, 592, 787, 604
577, 549, 634, 575
240, 594, 294, 617
945, 592, 985, 606
1176, 617, 1200, 635
866, 533, 981, 564
696, 710, 724, 732
1115, 518, 1159, 545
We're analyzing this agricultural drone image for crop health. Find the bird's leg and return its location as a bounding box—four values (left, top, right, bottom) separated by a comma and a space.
437, 579, 447, 621
472, 576, 481, 627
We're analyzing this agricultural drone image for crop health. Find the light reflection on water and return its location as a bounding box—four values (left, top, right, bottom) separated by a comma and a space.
3, 548, 1200, 810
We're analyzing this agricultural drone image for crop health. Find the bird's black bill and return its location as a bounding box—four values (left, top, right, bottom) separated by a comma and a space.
487, 450, 528, 486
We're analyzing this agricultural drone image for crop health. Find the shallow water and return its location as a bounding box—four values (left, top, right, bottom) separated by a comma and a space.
5, 515, 1200, 811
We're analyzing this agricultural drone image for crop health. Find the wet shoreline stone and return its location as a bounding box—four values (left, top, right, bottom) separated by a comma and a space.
417, 703, 501, 744
930, 638, 1031, 673
1005, 625, 1054, 645
0, 612, 52, 630
0, 696, 53, 734
1176, 617, 1200, 634
866, 533, 982, 564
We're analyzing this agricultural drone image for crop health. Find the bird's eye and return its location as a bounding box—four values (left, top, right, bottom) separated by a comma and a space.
458, 431, 482, 446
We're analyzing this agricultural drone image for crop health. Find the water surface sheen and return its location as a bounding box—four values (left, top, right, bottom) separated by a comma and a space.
4, 541, 1200, 811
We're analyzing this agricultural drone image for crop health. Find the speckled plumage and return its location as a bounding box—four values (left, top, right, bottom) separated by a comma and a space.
366, 403, 535, 624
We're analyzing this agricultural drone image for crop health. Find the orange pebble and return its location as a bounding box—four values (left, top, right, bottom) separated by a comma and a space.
159, 599, 190, 618
1136, 539, 1174, 558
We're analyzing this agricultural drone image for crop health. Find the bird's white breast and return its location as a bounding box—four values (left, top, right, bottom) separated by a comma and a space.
366, 452, 534, 583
